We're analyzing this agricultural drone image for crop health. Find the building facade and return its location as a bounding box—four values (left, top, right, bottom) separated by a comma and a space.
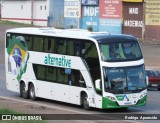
145, 0, 160, 41
1, 0, 160, 41
122, 1, 144, 38
1, 0, 49, 26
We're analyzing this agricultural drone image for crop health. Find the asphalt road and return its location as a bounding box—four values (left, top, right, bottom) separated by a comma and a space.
0, 64, 160, 123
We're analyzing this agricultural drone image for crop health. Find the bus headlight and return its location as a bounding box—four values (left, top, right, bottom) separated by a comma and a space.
106, 96, 116, 102
140, 93, 146, 99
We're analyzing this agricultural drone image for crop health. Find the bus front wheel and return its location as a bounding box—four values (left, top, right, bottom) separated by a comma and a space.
20, 83, 29, 99
82, 93, 90, 110
29, 83, 37, 101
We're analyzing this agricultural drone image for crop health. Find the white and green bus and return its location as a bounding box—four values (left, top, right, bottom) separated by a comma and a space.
5, 28, 147, 110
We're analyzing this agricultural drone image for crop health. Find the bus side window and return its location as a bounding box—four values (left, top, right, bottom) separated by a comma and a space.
44, 38, 55, 53
46, 67, 56, 82
75, 41, 81, 56
70, 70, 86, 88
57, 39, 67, 55
35, 65, 45, 80
33, 36, 44, 52
81, 42, 92, 56
57, 68, 68, 84
25, 35, 32, 50
66, 40, 74, 56
6, 33, 11, 48
79, 73, 86, 88
82, 41, 101, 91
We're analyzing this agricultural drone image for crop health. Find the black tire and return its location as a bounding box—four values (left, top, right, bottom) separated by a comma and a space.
120, 107, 128, 111
20, 83, 23, 97
20, 83, 29, 99
82, 93, 90, 110
158, 88, 160, 91
29, 84, 37, 101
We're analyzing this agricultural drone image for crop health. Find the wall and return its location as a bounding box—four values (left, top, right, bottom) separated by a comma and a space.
145, 0, 160, 41
48, 0, 64, 28
122, 2, 143, 38
1, 0, 49, 26
99, 0, 122, 34
80, 6, 99, 31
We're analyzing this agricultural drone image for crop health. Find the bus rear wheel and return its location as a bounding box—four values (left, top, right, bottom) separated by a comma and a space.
82, 93, 90, 110
29, 84, 37, 101
20, 83, 29, 99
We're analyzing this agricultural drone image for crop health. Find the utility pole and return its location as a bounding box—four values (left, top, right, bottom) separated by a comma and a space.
31, 0, 34, 25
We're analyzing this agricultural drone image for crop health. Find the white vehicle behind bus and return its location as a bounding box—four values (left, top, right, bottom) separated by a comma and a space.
5, 27, 147, 110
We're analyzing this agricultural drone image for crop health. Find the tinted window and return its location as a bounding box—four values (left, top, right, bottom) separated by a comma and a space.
57, 68, 68, 84
44, 37, 55, 53
99, 41, 142, 62
33, 64, 86, 88
33, 36, 44, 51
82, 41, 101, 88
66, 40, 74, 56
46, 67, 56, 81
57, 39, 67, 55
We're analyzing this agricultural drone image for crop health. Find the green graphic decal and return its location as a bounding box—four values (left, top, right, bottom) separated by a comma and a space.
44, 54, 71, 68
7, 36, 29, 81
116, 95, 124, 101
136, 95, 147, 106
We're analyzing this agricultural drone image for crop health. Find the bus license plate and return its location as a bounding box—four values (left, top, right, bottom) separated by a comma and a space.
124, 102, 132, 105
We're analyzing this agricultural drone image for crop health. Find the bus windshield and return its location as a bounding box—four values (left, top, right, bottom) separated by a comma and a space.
99, 41, 142, 62
103, 65, 146, 94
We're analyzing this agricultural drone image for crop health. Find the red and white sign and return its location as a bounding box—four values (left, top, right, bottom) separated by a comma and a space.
99, 0, 122, 19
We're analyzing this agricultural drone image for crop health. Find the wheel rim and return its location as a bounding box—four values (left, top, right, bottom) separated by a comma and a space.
83, 95, 89, 108
22, 84, 26, 97
30, 86, 35, 98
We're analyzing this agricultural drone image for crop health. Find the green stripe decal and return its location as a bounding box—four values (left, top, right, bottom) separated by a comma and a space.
135, 95, 147, 106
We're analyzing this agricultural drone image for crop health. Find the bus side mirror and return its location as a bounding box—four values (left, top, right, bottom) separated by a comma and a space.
146, 76, 149, 86
95, 79, 102, 91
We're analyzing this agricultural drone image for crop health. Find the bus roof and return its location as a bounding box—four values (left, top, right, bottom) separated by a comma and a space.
6, 27, 137, 42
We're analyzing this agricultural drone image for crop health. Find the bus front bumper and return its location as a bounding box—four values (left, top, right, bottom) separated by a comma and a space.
102, 95, 147, 109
